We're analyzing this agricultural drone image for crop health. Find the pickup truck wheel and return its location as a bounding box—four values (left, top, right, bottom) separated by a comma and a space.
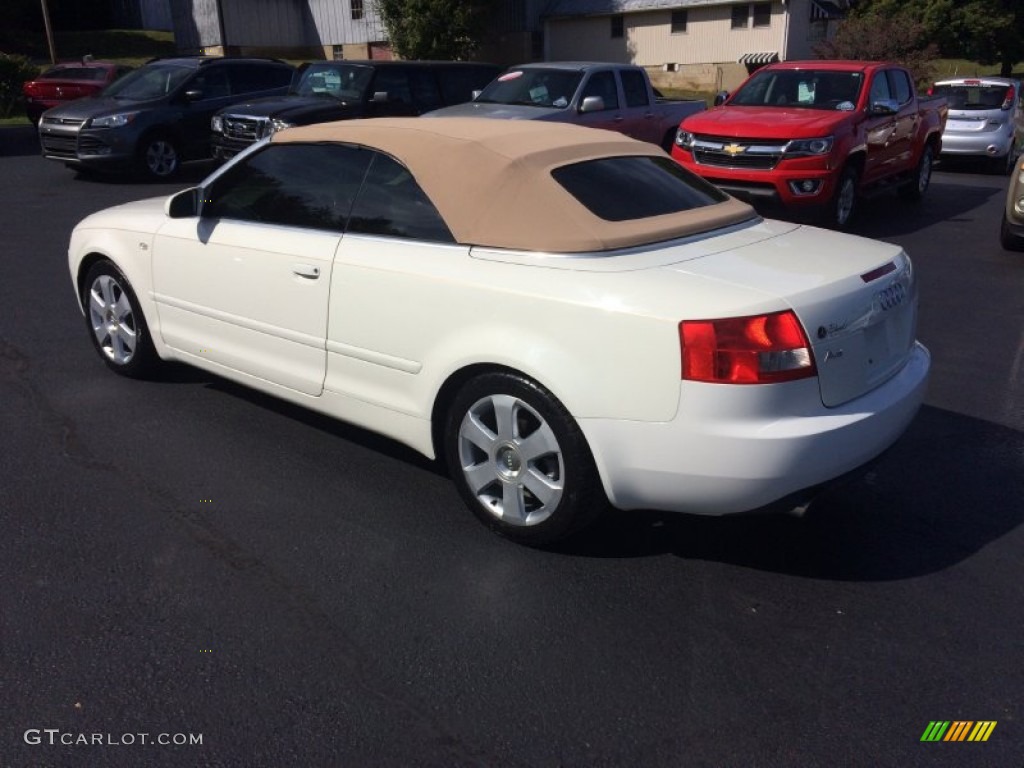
899, 145, 933, 201
1001, 214, 1024, 252
827, 166, 858, 229
444, 372, 605, 546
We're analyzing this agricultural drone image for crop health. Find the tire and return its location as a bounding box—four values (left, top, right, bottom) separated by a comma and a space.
990, 149, 1015, 176
1001, 214, 1024, 252
826, 165, 858, 230
444, 372, 605, 546
81, 261, 158, 378
139, 134, 180, 180
899, 145, 933, 201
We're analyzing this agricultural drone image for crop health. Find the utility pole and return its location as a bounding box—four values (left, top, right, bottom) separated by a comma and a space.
40, 0, 57, 64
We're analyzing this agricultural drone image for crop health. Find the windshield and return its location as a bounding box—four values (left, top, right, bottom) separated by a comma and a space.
932, 83, 1014, 110
475, 69, 584, 109
292, 63, 374, 100
102, 63, 193, 100
730, 70, 864, 111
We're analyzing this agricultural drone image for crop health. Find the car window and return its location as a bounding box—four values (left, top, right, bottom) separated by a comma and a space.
933, 82, 1016, 110
476, 68, 583, 109
408, 69, 443, 111
620, 70, 649, 108
348, 153, 454, 242
102, 63, 193, 100
438, 66, 499, 105
371, 69, 413, 105
203, 143, 373, 231
552, 155, 728, 222
888, 69, 912, 105
869, 72, 892, 104
581, 71, 619, 110
41, 66, 108, 82
232, 63, 293, 94
190, 68, 230, 99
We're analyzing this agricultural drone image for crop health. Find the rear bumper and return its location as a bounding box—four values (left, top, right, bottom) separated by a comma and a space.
580, 342, 930, 515
940, 131, 1015, 158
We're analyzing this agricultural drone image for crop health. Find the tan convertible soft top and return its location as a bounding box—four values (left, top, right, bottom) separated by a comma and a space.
272, 117, 754, 253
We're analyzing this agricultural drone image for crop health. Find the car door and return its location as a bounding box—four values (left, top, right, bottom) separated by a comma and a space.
575, 70, 626, 134
152, 142, 373, 396
862, 70, 900, 183
885, 68, 918, 169
617, 68, 660, 144
175, 65, 239, 159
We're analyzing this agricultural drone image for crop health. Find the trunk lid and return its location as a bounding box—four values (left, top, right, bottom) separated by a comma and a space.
667, 225, 918, 407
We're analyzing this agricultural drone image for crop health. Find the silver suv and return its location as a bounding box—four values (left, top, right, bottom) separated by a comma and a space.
39, 56, 294, 179
932, 76, 1023, 174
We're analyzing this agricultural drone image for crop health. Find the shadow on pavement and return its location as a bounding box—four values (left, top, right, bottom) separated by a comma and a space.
0, 125, 40, 158
560, 405, 1023, 580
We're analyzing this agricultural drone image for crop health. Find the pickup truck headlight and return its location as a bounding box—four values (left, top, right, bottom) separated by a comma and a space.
211, 115, 223, 133
268, 119, 294, 135
785, 136, 834, 157
675, 129, 695, 149
88, 112, 139, 129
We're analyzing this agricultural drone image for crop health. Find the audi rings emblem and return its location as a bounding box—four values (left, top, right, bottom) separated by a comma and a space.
875, 282, 906, 311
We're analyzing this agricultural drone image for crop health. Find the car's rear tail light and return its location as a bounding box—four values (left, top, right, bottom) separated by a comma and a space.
680, 310, 817, 384
1002, 86, 1015, 111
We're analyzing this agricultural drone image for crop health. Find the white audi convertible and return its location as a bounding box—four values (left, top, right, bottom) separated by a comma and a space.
69, 118, 929, 544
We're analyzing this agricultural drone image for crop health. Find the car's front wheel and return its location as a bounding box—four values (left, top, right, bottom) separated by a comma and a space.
827, 165, 859, 229
1001, 213, 1024, 252
444, 372, 605, 545
82, 261, 158, 378
139, 134, 180, 180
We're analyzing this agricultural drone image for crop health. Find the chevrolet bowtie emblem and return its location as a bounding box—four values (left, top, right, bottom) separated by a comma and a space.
723, 143, 746, 156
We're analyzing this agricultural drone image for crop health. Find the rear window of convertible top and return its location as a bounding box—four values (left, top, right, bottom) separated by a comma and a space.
551, 155, 728, 222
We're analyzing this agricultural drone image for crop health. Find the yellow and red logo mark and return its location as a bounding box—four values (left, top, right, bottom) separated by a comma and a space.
920, 721, 996, 742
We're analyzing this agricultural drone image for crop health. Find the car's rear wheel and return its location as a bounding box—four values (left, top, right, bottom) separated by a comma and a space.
444, 372, 605, 545
82, 261, 158, 378
898, 145, 933, 201
1001, 213, 1024, 252
827, 165, 858, 229
139, 134, 180, 179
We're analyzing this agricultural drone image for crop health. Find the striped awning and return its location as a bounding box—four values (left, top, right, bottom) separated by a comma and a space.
738, 52, 779, 65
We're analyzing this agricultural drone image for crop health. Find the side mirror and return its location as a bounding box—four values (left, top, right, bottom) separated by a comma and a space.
870, 99, 899, 116
579, 95, 605, 113
166, 187, 200, 219
184, 89, 204, 102
713, 90, 729, 106
371, 91, 389, 103
471, 89, 482, 100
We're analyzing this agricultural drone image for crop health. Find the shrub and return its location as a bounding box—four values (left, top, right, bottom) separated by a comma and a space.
0, 52, 39, 118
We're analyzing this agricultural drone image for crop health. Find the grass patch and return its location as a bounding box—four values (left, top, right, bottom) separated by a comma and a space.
930, 59, 1023, 80
51, 29, 175, 66
0, 115, 31, 126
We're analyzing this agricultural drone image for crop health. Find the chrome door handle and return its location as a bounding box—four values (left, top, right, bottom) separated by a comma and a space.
293, 264, 320, 279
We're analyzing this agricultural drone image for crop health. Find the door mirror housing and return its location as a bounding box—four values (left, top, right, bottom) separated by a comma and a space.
713, 90, 729, 106
166, 187, 200, 219
869, 99, 899, 116
371, 91, 389, 103
579, 95, 605, 113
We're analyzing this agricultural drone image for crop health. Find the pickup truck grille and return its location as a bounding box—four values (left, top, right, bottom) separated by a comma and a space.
222, 115, 267, 143
691, 136, 786, 170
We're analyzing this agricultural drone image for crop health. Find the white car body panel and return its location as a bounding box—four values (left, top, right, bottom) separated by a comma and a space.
68, 191, 928, 516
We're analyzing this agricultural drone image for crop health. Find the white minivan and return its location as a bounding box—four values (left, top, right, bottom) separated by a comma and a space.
932, 77, 1023, 173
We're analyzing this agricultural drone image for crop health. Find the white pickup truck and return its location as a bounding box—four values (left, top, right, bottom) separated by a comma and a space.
424, 62, 706, 151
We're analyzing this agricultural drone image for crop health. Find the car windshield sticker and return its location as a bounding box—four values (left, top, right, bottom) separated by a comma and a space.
529, 85, 549, 103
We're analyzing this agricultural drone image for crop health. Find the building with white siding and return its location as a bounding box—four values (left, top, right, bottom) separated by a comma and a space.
544, 0, 848, 91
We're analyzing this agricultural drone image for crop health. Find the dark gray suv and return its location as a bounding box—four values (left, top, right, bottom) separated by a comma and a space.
39, 56, 294, 179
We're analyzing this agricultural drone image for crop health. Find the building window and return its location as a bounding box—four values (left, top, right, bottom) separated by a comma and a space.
731, 4, 749, 28
752, 2, 771, 26
611, 14, 624, 38
351, 0, 363, 20
671, 10, 688, 33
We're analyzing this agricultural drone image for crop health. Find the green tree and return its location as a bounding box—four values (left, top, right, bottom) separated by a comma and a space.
375, 0, 494, 60
851, 0, 1023, 76
814, 12, 939, 86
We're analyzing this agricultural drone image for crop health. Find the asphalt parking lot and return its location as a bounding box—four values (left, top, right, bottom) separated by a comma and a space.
1, 125, 1022, 767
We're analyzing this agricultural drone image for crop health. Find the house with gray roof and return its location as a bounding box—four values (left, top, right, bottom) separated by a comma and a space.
543, 0, 849, 91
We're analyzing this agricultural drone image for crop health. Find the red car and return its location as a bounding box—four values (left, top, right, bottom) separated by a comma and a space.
23, 59, 131, 124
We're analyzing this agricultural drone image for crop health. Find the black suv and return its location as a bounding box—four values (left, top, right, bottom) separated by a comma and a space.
39, 57, 294, 179
211, 60, 501, 160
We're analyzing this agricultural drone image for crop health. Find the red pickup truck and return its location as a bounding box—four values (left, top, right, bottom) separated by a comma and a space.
671, 61, 948, 228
